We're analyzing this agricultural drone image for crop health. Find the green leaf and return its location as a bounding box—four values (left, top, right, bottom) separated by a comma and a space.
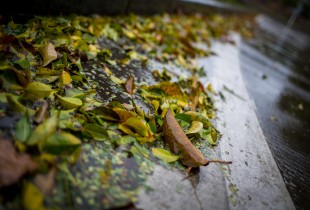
6, 94, 35, 115
14, 59, 30, 70
175, 113, 191, 123
56, 94, 82, 109
82, 123, 108, 141
15, 114, 31, 143
184, 111, 210, 128
24, 82, 52, 100
41, 131, 81, 155
186, 121, 203, 134
39, 43, 58, 67
27, 115, 58, 145
151, 148, 180, 163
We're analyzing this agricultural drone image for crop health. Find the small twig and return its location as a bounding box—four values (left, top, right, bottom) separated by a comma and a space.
223, 85, 246, 101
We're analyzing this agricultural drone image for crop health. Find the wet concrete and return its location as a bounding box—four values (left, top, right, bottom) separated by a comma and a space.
137, 35, 295, 210
240, 14, 310, 210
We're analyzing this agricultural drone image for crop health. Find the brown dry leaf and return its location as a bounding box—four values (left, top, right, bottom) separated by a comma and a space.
0, 139, 38, 187
125, 75, 135, 95
163, 109, 231, 167
163, 109, 208, 167
34, 167, 57, 196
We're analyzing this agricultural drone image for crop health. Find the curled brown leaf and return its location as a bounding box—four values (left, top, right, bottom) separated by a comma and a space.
163, 109, 231, 168
125, 75, 135, 95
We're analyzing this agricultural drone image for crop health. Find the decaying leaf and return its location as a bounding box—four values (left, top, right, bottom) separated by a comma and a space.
39, 43, 57, 67
125, 75, 135, 95
163, 109, 208, 167
151, 148, 180, 163
163, 109, 231, 167
0, 140, 38, 187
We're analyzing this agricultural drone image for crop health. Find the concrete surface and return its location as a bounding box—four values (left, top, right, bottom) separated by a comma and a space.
137, 34, 295, 210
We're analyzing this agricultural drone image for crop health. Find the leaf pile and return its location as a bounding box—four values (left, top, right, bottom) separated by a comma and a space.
0, 13, 253, 209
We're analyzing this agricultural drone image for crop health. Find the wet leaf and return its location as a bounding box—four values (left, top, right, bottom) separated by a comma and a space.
113, 107, 135, 123
14, 59, 30, 70
184, 111, 210, 128
0, 140, 38, 187
41, 131, 81, 155
15, 114, 31, 143
27, 115, 58, 145
39, 43, 57, 67
151, 148, 180, 163
186, 121, 203, 134
23, 182, 44, 210
24, 82, 52, 100
61, 70, 72, 85
123, 117, 150, 137
163, 109, 208, 167
6, 94, 36, 115
56, 94, 82, 109
82, 123, 109, 141
125, 75, 135, 95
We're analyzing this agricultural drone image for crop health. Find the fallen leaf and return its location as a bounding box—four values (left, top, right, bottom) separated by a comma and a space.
41, 131, 81, 155
24, 82, 53, 100
61, 70, 72, 85
82, 123, 109, 141
27, 115, 58, 145
163, 109, 208, 167
163, 109, 231, 167
184, 111, 210, 128
39, 43, 57, 67
22, 182, 44, 210
56, 94, 82, 109
125, 75, 135, 95
186, 121, 203, 134
151, 148, 180, 163
0, 139, 38, 187
113, 107, 135, 123
15, 113, 31, 143
6, 94, 36, 115
123, 117, 150, 137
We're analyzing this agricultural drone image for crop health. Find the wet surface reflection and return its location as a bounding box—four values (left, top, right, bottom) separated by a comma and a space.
240, 15, 310, 209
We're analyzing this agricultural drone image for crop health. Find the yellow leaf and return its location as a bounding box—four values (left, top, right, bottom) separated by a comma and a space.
24, 82, 52, 100
152, 148, 180, 163
39, 43, 57, 67
56, 94, 82, 109
23, 182, 45, 210
61, 71, 72, 85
